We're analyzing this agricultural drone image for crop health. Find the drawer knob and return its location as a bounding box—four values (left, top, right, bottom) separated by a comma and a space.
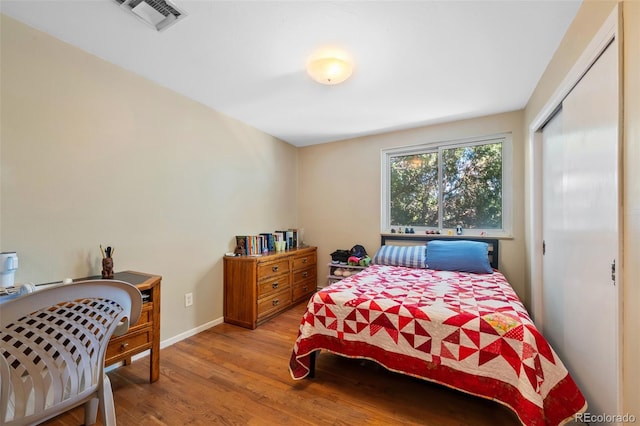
302, 258, 308, 263
272, 299, 279, 306
302, 272, 308, 278
272, 282, 279, 289
272, 265, 279, 272
303, 286, 308, 291
121, 342, 129, 350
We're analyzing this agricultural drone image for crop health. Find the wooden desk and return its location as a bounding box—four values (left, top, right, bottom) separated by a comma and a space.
102, 271, 161, 383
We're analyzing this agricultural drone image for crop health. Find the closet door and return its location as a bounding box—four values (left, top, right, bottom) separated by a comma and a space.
541, 39, 620, 419
541, 109, 565, 350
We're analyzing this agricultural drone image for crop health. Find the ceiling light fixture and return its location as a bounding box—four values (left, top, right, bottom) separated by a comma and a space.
306, 49, 353, 85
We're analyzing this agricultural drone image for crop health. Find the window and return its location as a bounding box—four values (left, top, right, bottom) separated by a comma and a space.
381, 134, 512, 236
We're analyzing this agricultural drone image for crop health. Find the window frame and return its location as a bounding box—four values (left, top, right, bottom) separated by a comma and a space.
380, 133, 513, 237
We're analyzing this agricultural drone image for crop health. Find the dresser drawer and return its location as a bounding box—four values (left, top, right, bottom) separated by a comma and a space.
292, 278, 315, 302
293, 265, 316, 283
257, 288, 292, 319
106, 327, 153, 362
257, 274, 290, 298
292, 252, 316, 270
257, 259, 290, 280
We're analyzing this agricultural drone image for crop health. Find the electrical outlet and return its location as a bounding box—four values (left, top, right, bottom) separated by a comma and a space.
185, 292, 193, 307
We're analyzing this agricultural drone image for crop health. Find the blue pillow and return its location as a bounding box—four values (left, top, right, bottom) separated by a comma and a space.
426, 240, 493, 274
372, 245, 427, 268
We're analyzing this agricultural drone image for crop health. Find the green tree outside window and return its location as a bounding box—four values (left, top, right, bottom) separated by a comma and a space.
389, 141, 503, 230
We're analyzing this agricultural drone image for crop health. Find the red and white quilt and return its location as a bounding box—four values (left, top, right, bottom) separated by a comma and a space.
289, 264, 586, 426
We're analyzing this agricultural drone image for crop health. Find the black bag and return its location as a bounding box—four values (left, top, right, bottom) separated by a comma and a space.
350, 244, 368, 258
330, 249, 350, 263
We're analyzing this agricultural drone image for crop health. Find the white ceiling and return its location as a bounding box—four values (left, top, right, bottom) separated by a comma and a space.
0, 0, 581, 146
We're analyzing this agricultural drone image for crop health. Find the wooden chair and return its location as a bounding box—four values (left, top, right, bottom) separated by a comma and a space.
0, 280, 142, 426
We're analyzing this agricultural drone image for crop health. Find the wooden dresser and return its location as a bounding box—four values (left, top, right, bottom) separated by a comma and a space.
103, 271, 161, 383
224, 246, 317, 329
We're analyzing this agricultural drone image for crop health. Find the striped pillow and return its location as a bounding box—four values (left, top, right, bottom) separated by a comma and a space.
372, 245, 427, 268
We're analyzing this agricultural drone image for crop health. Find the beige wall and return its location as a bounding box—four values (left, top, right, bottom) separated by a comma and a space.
0, 15, 298, 341
298, 111, 527, 303
523, 0, 639, 417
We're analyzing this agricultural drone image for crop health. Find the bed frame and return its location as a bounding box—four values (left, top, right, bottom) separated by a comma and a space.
307, 235, 500, 377
380, 234, 500, 270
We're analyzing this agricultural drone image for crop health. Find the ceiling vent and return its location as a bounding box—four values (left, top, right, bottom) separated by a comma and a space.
114, 0, 187, 32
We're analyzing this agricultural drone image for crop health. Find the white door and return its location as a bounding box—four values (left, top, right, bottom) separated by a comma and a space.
541, 39, 620, 420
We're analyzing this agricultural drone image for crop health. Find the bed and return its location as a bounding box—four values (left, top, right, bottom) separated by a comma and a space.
289, 236, 586, 426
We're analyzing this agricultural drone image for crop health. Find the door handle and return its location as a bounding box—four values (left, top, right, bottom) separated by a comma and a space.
611, 260, 616, 284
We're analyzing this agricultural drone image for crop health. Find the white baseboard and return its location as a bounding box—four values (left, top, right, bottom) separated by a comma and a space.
159, 316, 224, 349
105, 316, 224, 371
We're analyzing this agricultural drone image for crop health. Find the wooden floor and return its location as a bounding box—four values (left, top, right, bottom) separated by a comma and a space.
43, 302, 520, 426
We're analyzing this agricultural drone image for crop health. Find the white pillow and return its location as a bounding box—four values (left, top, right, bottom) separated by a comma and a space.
372, 245, 426, 268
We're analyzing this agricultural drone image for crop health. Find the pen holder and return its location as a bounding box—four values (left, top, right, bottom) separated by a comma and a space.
102, 257, 114, 279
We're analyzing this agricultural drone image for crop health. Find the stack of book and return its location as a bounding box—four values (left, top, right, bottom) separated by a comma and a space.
235, 229, 302, 255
